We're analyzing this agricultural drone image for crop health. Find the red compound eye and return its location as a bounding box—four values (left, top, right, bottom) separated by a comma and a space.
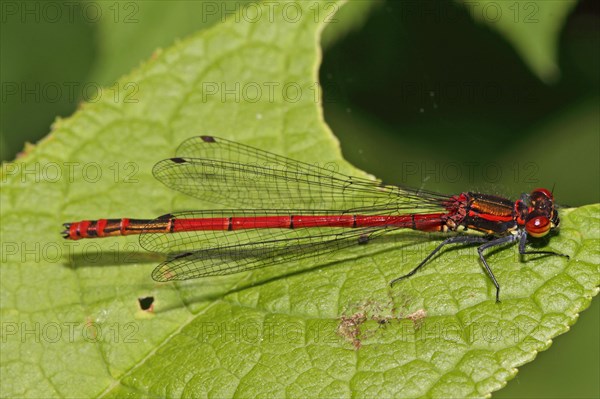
531, 188, 553, 200
526, 216, 551, 237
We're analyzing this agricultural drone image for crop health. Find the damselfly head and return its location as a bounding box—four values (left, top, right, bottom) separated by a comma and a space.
525, 188, 559, 237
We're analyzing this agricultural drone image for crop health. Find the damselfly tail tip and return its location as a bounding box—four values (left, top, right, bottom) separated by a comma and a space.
61, 223, 71, 239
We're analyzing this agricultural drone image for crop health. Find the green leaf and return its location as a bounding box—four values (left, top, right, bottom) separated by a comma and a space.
458, 0, 578, 83
89, 1, 250, 85
1, 1, 598, 398
90, 0, 381, 86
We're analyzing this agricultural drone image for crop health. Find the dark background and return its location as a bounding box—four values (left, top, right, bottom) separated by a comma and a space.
1, 1, 598, 397
321, 1, 599, 207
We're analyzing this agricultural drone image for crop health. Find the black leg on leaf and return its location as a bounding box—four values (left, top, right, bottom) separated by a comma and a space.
390, 235, 490, 287
518, 232, 570, 259
475, 234, 520, 303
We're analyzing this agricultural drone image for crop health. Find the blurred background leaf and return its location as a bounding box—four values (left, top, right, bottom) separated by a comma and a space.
1, 0, 598, 397
457, 0, 579, 83
320, 0, 384, 48
0, 0, 381, 159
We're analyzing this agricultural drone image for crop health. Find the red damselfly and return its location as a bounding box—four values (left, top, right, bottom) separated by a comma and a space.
63, 136, 569, 302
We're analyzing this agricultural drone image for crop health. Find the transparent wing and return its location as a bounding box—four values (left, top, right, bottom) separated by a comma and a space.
152, 135, 449, 211
149, 225, 399, 281
145, 136, 450, 282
